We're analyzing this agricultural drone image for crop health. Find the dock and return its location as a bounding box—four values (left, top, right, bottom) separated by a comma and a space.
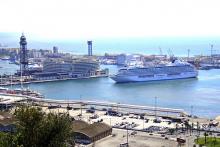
0, 94, 187, 117
0, 74, 108, 86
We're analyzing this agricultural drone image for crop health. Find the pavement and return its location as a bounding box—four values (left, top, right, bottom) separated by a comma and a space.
42, 107, 179, 130
39, 106, 215, 147
87, 129, 179, 147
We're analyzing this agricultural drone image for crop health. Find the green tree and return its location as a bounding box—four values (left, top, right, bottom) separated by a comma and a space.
15, 106, 45, 147
36, 113, 73, 147
0, 106, 74, 147
0, 132, 22, 147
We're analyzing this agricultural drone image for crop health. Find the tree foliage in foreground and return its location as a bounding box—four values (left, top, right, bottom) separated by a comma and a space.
0, 132, 22, 147
195, 137, 220, 147
0, 106, 74, 147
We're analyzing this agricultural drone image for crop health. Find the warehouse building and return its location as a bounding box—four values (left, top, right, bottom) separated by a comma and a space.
72, 120, 112, 144
0, 112, 16, 132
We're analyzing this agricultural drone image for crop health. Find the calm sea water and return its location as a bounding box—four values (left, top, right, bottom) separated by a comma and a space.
1, 61, 220, 118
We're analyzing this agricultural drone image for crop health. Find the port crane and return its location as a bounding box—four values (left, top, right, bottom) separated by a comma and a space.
167, 49, 175, 61
158, 47, 163, 55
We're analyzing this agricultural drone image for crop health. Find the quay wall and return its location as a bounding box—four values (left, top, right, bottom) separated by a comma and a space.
0, 74, 108, 86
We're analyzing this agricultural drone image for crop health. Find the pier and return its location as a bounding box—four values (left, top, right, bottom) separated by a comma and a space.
0, 74, 108, 86
0, 94, 187, 116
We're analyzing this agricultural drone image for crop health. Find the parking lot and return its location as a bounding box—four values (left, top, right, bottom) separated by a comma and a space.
41, 105, 220, 146
89, 129, 179, 147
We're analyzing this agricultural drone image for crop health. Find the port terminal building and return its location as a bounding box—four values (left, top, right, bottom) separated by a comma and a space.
32, 57, 106, 80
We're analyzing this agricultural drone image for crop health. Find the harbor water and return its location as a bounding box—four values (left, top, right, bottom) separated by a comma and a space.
1, 61, 220, 118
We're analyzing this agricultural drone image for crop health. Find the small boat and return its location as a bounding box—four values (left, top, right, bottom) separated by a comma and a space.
0, 56, 10, 60
0, 87, 44, 98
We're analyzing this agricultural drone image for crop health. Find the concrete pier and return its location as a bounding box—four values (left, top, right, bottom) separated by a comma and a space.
0, 74, 108, 86
0, 94, 187, 116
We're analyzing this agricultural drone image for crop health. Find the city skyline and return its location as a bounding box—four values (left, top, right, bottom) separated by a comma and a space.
1, 0, 220, 146
0, 0, 220, 40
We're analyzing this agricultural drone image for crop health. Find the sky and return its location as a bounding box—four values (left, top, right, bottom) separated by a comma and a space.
0, 0, 220, 40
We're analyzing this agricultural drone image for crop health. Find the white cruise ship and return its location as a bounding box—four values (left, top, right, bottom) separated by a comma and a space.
110, 60, 198, 83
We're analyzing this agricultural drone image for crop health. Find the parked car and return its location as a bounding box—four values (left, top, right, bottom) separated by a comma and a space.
153, 119, 161, 123
48, 105, 61, 109
66, 105, 72, 110
131, 131, 137, 135
86, 109, 95, 113
145, 119, 149, 123
120, 143, 128, 147
102, 108, 107, 111
122, 117, 126, 120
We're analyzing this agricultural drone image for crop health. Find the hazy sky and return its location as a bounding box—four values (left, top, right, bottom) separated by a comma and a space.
0, 0, 219, 40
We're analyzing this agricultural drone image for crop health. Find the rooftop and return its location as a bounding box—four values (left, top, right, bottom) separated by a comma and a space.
72, 120, 112, 138
0, 111, 15, 126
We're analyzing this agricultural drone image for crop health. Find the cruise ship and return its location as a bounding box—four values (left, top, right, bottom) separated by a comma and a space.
110, 60, 198, 83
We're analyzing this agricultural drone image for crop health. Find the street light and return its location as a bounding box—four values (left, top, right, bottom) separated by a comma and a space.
117, 102, 119, 114
126, 126, 129, 146
80, 95, 82, 116
154, 96, 158, 119
190, 105, 194, 136
0, 74, 2, 84
10, 72, 13, 89
190, 105, 193, 117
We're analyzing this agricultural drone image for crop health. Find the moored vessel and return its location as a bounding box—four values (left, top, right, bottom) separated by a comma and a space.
110, 60, 198, 83
0, 87, 44, 98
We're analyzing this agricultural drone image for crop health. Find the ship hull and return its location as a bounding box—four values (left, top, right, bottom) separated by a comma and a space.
110, 72, 198, 83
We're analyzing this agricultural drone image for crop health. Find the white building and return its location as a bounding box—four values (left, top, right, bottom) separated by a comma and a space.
116, 54, 144, 66
30, 49, 42, 58
43, 58, 100, 77
53, 46, 59, 54
116, 54, 127, 65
